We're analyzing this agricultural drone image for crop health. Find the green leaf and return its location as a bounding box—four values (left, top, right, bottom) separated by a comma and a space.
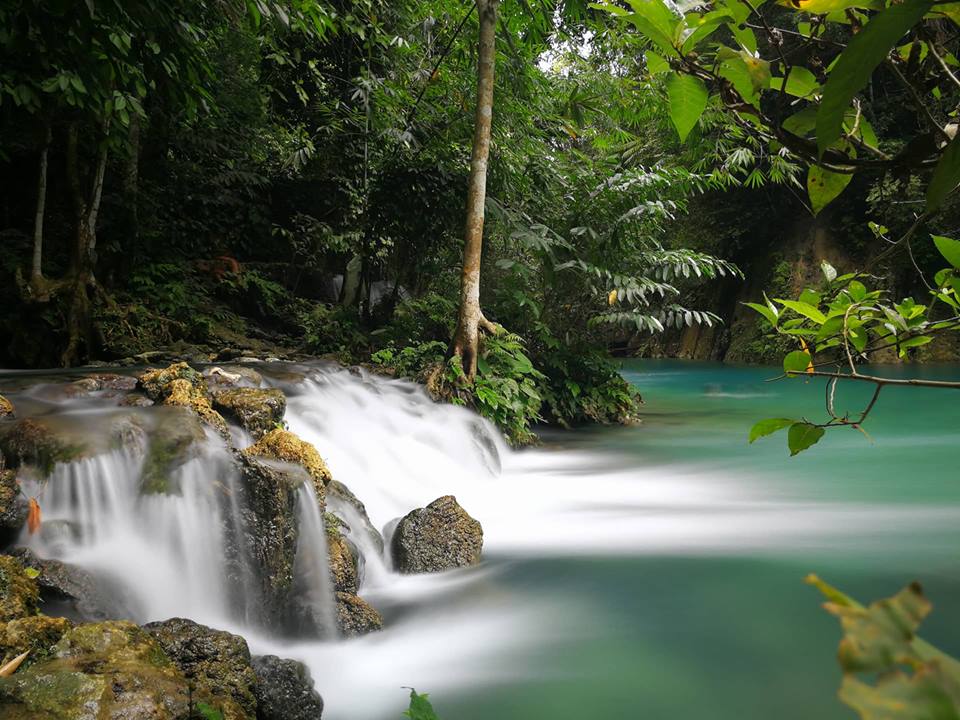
932, 235, 960, 269
749, 417, 794, 443
769, 67, 819, 98
645, 51, 670, 75
816, 0, 934, 157
927, 134, 960, 211
23, 567, 40, 579
666, 73, 708, 142
777, 299, 828, 324
788, 422, 825, 456
807, 165, 853, 215
783, 350, 812, 374
743, 301, 778, 327
404, 689, 441, 720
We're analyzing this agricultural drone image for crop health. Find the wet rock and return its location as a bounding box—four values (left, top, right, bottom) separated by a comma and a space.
243, 428, 331, 505
0, 463, 26, 543
0, 614, 72, 669
391, 495, 483, 574
9, 549, 117, 621
0, 555, 39, 622
237, 455, 303, 627
328, 480, 384, 556
204, 366, 264, 389
335, 592, 383, 637
0, 418, 88, 475
137, 362, 229, 437
145, 617, 258, 720
212, 387, 286, 439
325, 516, 358, 595
141, 408, 207, 494
0, 395, 14, 419
251, 654, 324, 720
0, 620, 193, 720
62, 374, 137, 399
120, 393, 155, 407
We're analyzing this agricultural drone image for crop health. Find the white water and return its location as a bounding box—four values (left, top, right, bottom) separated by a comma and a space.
10, 362, 960, 719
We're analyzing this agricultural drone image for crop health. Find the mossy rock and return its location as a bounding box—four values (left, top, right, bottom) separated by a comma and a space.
0, 419, 88, 476
326, 521, 359, 595
243, 428, 330, 504
136, 363, 229, 438
251, 655, 324, 720
0, 615, 72, 669
328, 480, 384, 556
10, 549, 118, 622
0, 468, 26, 542
0, 620, 193, 720
141, 408, 207, 495
137, 362, 205, 401
334, 592, 383, 637
144, 618, 258, 720
391, 495, 483, 574
0, 555, 39, 622
211, 387, 286, 439
0, 395, 13, 419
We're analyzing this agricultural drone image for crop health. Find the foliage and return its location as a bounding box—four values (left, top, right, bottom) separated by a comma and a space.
403, 688, 441, 720
747, 235, 960, 454
808, 575, 960, 719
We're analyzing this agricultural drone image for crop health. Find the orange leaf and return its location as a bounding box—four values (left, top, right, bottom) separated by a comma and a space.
799, 339, 815, 374
26, 498, 41, 535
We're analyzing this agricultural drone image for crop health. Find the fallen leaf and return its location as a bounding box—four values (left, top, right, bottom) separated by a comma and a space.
27, 498, 41, 535
0, 651, 29, 677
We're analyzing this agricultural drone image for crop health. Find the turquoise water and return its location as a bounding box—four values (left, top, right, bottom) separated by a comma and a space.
440, 360, 960, 720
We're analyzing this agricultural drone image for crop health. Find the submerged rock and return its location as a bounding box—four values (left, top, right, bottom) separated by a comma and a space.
328, 480, 384, 556
0, 395, 13, 419
145, 617, 258, 720
0, 418, 88, 475
251, 654, 324, 720
334, 592, 383, 637
141, 408, 207, 494
0, 620, 192, 720
137, 362, 229, 437
391, 495, 483, 574
243, 428, 331, 505
0, 555, 39, 622
212, 387, 286, 439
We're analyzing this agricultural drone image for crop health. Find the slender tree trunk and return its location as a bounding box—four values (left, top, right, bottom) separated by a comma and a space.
120, 113, 141, 279
452, 0, 499, 380
31, 124, 52, 284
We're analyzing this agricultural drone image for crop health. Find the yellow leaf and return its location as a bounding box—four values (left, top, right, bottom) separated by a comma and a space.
27, 498, 41, 535
608, 289, 618, 305
0, 651, 29, 677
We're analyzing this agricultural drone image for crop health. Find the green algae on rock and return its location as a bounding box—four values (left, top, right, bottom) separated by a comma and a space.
0, 555, 39, 623
243, 428, 331, 503
212, 387, 286, 438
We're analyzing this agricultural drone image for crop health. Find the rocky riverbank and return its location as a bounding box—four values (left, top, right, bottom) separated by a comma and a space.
0, 360, 485, 718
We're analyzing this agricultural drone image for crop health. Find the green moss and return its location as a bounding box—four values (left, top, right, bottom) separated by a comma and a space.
0, 555, 40, 622
0, 420, 88, 477
243, 428, 330, 501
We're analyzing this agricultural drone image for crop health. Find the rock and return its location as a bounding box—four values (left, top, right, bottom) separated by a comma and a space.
141, 408, 207, 494
335, 592, 383, 637
0, 395, 14, 419
0, 620, 193, 720
328, 480, 384, 556
251, 655, 324, 720
0, 463, 26, 543
212, 388, 286, 439
391, 495, 483, 574
144, 618, 257, 720
243, 428, 331, 505
137, 362, 229, 437
204, 366, 264, 389
325, 517, 358, 595
0, 418, 88, 475
63, 374, 137, 399
0, 615, 72, 669
120, 393, 155, 407
9, 549, 117, 621
0, 555, 39, 622
237, 455, 304, 627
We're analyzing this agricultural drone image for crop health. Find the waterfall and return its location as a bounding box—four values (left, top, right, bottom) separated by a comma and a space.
293, 483, 339, 639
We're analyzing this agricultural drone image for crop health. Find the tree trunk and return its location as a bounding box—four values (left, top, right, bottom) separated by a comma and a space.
119, 113, 141, 279
31, 124, 52, 284
452, 0, 499, 380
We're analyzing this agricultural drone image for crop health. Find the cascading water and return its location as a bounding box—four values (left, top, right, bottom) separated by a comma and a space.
4, 360, 960, 720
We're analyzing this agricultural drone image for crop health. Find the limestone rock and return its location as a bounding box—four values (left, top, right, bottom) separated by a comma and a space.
391, 495, 483, 574
335, 592, 383, 637
144, 617, 258, 720
211, 387, 286, 439
251, 654, 324, 720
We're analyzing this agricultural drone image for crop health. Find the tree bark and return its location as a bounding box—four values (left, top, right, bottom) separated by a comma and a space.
452, 0, 499, 380
31, 124, 52, 284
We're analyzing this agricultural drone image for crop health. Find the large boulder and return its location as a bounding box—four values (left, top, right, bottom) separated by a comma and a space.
0, 621, 193, 720
137, 362, 229, 437
0, 555, 39, 622
251, 655, 324, 720
212, 388, 286, 439
243, 428, 331, 506
325, 515, 358, 595
391, 495, 483, 574
144, 618, 258, 720
0, 418, 88, 476
10, 549, 118, 621
335, 592, 383, 637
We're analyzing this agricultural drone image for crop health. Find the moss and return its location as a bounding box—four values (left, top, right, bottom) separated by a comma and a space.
0, 395, 13, 418
0, 615, 72, 669
162, 378, 230, 437
243, 428, 330, 501
0, 419, 88, 477
326, 525, 358, 595
137, 361, 204, 401
0, 555, 40, 622
211, 387, 286, 438
140, 410, 206, 495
